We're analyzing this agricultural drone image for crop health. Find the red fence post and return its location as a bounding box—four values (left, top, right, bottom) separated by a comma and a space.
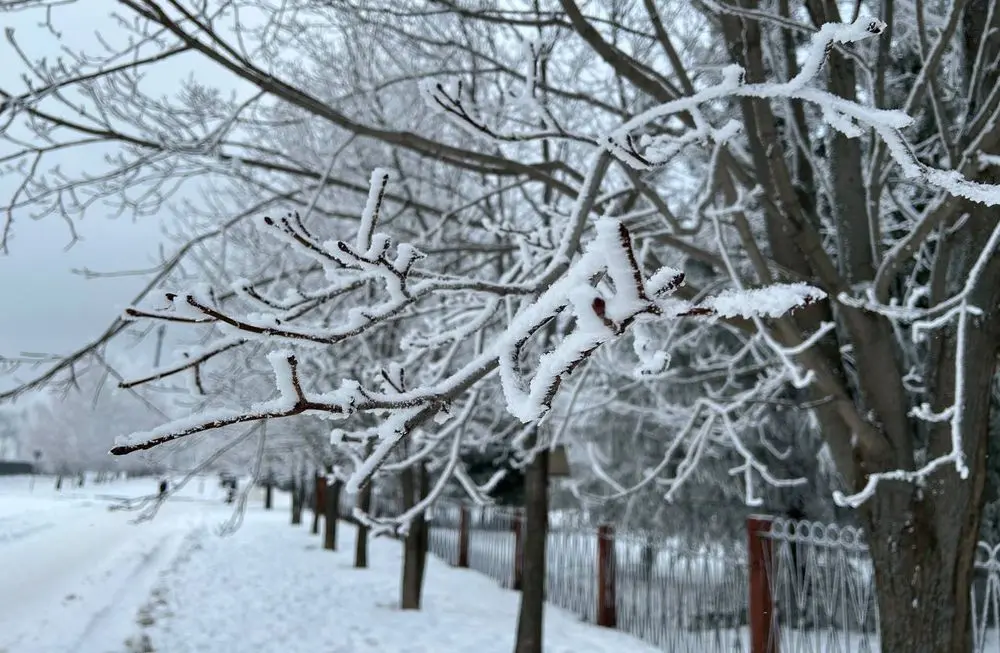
597, 524, 618, 628
512, 512, 524, 591
458, 505, 470, 568
748, 516, 778, 653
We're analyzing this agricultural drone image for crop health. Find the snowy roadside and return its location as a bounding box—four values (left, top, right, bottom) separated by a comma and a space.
139, 504, 664, 653
0, 476, 236, 653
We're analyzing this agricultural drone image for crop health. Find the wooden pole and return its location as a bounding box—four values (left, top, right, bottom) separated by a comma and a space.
596, 524, 617, 628
458, 504, 470, 568
748, 515, 778, 653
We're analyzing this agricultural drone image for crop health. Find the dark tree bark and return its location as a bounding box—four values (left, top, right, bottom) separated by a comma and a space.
291, 477, 304, 525
514, 448, 549, 653
861, 209, 1000, 653
400, 462, 430, 610
311, 473, 323, 535
355, 471, 374, 568
324, 476, 341, 551
264, 480, 273, 510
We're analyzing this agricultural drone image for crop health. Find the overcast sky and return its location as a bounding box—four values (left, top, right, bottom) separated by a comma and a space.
0, 3, 235, 393
0, 4, 164, 392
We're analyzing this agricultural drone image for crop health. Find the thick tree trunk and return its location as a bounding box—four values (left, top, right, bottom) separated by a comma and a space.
324, 478, 341, 551
400, 463, 430, 610
865, 481, 984, 652
355, 476, 374, 568
713, 4, 1000, 652
864, 219, 1000, 652
264, 481, 273, 510
514, 448, 549, 653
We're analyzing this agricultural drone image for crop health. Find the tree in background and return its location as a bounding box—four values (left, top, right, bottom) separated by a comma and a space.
15, 368, 164, 478
0, 410, 20, 461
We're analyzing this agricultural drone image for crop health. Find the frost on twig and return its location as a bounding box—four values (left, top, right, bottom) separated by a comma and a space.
496, 218, 824, 423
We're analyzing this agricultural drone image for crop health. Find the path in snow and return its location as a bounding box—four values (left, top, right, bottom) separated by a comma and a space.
0, 477, 228, 653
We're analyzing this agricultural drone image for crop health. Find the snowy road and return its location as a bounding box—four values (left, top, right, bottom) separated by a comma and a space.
0, 478, 221, 653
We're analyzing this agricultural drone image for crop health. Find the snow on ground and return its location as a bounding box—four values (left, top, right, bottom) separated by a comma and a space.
1, 477, 661, 653
0, 475, 241, 653
143, 496, 664, 653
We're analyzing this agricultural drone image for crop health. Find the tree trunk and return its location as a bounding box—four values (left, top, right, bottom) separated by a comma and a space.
514, 448, 549, 653
291, 478, 303, 525
400, 463, 430, 610
264, 481, 273, 510
415, 466, 430, 589
863, 165, 1000, 651
311, 473, 323, 535
711, 3, 1000, 651
864, 481, 984, 652
355, 475, 374, 568
859, 213, 999, 652
324, 478, 341, 551
55, 475, 63, 491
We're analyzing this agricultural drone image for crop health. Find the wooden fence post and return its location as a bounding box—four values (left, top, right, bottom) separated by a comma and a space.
597, 524, 617, 628
512, 512, 524, 591
458, 505, 470, 568
748, 515, 778, 653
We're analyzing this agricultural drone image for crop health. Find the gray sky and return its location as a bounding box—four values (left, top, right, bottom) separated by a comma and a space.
0, 203, 164, 356
0, 3, 167, 393
0, 3, 238, 392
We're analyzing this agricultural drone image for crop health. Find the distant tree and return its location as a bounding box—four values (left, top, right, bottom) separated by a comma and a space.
16, 369, 164, 476
0, 411, 19, 461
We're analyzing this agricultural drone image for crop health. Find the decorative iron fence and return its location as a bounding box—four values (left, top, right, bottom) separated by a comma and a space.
423, 502, 1000, 653
757, 518, 1000, 653
609, 527, 746, 651
759, 518, 878, 652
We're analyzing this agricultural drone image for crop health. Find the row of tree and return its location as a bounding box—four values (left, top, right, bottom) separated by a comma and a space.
3, 1, 1000, 651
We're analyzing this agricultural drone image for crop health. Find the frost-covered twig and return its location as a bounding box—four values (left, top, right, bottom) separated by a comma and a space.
117, 165, 824, 495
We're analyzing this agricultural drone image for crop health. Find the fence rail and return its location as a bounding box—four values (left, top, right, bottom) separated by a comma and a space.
423, 502, 1000, 653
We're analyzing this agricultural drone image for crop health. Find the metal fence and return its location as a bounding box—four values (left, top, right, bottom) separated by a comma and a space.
760, 518, 1000, 653
428, 502, 750, 652
424, 502, 1000, 653
609, 528, 747, 651
761, 518, 878, 652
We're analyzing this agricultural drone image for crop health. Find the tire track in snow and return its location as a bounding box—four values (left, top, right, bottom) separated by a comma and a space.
70, 529, 183, 652
0, 507, 207, 653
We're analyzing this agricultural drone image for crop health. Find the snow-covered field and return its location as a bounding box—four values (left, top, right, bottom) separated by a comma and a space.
0, 476, 662, 653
